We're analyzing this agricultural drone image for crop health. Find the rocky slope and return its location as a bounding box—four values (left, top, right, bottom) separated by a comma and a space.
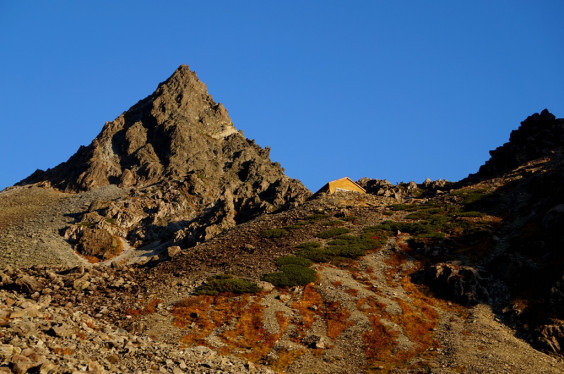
2, 79, 564, 373
17, 65, 310, 258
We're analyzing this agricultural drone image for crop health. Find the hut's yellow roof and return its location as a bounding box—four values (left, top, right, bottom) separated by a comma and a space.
316, 177, 366, 194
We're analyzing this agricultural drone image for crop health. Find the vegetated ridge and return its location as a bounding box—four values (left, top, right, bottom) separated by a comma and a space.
0, 66, 563, 373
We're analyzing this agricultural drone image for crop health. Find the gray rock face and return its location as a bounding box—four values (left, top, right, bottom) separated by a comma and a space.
19, 65, 311, 253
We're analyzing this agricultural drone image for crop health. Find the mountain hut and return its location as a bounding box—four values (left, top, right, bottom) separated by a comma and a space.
315, 177, 366, 195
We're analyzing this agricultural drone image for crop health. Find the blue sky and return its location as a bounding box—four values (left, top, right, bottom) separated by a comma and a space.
1, 1, 563, 192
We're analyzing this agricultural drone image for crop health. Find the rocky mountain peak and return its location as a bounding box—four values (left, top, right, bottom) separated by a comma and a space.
22, 65, 244, 191
476, 109, 564, 178
149, 64, 237, 139
19, 65, 310, 251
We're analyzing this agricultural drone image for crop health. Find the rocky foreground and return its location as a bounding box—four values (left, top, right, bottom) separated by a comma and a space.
1, 179, 564, 373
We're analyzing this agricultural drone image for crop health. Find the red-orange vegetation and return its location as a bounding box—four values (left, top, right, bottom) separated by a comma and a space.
389, 297, 439, 360
77, 252, 100, 264
291, 283, 324, 337
325, 301, 354, 339
332, 281, 342, 287
344, 288, 359, 297
350, 270, 374, 289
173, 296, 231, 346
221, 299, 278, 361
360, 297, 399, 364
173, 295, 296, 368
107, 234, 124, 260
270, 349, 306, 372
51, 347, 74, 355
400, 274, 469, 318
357, 275, 442, 371
383, 252, 406, 285
83, 319, 97, 330
126, 298, 162, 317
276, 311, 289, 332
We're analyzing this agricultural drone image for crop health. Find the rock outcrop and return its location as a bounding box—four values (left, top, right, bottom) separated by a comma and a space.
19, 65, 311, 254
476, 109, 564, 178
356, 177, 450, 200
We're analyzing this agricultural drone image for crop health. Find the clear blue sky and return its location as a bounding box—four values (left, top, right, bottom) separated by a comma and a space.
1, 1, 563, 192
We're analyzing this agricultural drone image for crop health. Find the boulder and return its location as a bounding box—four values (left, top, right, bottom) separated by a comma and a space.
414, 263, 490, 306
536, 320, 564, 354
167, 246, 181, 258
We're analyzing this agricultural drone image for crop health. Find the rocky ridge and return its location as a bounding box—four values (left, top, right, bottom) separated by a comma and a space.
18, 65, 310, 257
475, 108, 564, 178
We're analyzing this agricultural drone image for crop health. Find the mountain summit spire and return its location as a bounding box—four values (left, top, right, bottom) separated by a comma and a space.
19, 66, 310, 248
20, 66, 248, 191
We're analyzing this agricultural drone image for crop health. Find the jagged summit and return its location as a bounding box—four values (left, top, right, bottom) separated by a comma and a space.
18, 65, 310, 250
475, 109, 564, 178
21, 65, 242, 191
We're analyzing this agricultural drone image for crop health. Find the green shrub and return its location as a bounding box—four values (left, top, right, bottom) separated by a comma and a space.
325, 219, 345, 226
450, 188, 490, 205
328, 244, 366, 258
282, 221, 309, 230
362, 227, 391, 248
455, 211, 485, 218
405, 208, 444, 220
297, 247, 334, 263
304, 213, 328, 222
390, 204, 419, 212
194, 274, 260, 295
297, 241, 321, 250
263, 264, 316, 287
316, 227, 351, 239
415, 231, 446, 240
275, 255, 312, 268
260, 228, 288, 239
342, 216, 358, 222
